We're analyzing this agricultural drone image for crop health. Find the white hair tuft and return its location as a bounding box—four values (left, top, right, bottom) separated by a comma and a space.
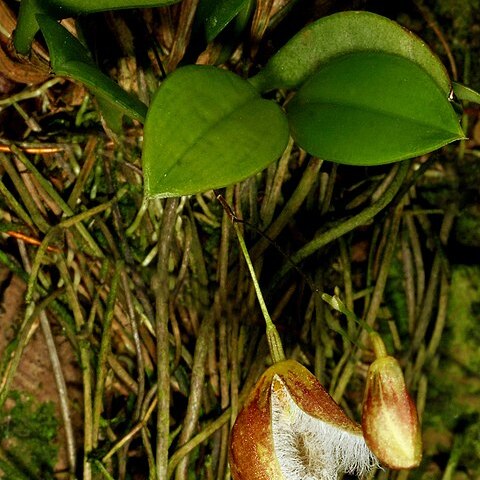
271, 375, 378, 480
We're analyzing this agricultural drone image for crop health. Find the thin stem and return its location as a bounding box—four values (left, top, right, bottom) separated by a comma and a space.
426, 271, 449, 361
174, 313, 214, 480
120, 268, 146, 421
0, 178, 35, 229
155, 197, 178, 480
259, 138, 294, 227
11, 146, 104, 257
167, 406, 232, 480
17, 242, 77, 477
167, 357, 266, 480
441, 434, 465, 480
414, 0, 458, 81
273, 161, 409, 287
67, 136, 98, 209
26, 187, 128, 304
364, 201, 405, 328
0, 445, 31, 480
39, 310, 77, 477
0, 288, 63, 410
0, 78, 62, 106
0, 153, 50, 232
233, 222, 285, 364
93, 460, 117, 480
102, 395, 158, 463
252, 156, 322, 259
92, 261, 122, 446
58, 257, 93, 480
126, 196, 149, 236
369, 332, 388, 359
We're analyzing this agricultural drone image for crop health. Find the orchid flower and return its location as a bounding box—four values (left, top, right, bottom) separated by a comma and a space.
229, 360, 378, 480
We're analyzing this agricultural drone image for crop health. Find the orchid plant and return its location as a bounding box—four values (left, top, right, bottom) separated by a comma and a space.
11, 0, 477, 476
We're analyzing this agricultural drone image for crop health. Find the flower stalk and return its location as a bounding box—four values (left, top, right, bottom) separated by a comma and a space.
232, 220, 285, 363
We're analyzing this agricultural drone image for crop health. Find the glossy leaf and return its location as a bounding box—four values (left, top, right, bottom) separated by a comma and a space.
14, 0, 182, 55
37, 15, 147, 123
249, 11, 451, 95
453, 81, 480, 104
142, 65, 289, 198
286, 52, 464, 166
196, 0, 250, 43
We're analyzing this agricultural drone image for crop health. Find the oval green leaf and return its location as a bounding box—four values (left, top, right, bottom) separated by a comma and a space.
14, 0, 182, 55
142, 65, 289, 198
37, 15, 147, 124
286, 52, 465, 166
249, 11, 451, 95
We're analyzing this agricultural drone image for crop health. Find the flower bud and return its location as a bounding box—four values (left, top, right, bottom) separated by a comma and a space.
229, 359, 377, 480
362, 355, 422, 469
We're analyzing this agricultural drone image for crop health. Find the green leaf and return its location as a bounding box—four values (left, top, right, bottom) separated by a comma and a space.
453, 81, 480, 104
14, 0, 182, 55
249, 11, 451, 95
286, 52, 464, 166
196, 0, 250, 43
96, 97, 125, 135
37, 15, 147, 124
142, 65, 289, 198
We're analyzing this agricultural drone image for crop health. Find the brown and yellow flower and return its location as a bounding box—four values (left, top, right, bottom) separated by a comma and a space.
362, 354, 422, 470
229, 359, 377, 480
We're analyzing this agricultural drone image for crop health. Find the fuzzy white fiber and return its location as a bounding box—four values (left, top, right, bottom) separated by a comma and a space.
271, 375, 378, 480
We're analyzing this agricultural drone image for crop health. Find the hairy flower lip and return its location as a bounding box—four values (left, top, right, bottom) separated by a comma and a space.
362, 356, 422, 470
271, 374, 377, 479
229, 359, 377, 480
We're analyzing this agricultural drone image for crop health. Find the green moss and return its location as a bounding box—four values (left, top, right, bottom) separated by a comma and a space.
420, 265, 480, 476
0, 391, 58, 480
454, 209, 480, 248
447, 265, 480, 371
